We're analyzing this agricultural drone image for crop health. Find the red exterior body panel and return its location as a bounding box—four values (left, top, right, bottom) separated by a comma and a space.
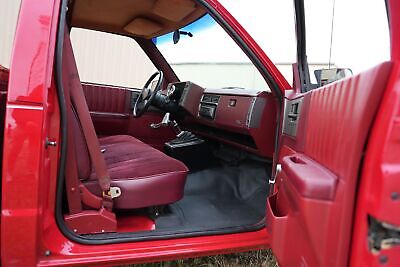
38, 228, 268, 266
350, 64, 400, 267
349, 1, 400, 266
1, 0, 61, 265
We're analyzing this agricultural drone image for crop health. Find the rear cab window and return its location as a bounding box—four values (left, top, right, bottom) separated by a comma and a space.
70, 28, 156, 88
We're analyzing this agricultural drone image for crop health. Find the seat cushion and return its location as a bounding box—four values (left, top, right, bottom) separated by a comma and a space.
83, 135, 188, 209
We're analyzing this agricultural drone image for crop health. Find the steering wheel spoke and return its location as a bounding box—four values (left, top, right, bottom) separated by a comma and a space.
133, 71, 164, 117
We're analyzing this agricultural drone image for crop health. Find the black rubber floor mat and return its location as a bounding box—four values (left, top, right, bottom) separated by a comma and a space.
155, 161, 270, 231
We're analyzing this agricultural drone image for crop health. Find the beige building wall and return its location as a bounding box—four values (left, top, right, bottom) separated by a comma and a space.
0, 0, 21, 68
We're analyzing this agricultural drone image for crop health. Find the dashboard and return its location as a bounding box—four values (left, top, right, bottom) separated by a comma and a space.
163, 81, 277, 158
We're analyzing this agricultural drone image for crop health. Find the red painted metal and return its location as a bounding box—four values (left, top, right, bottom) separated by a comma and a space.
65, 208, 117, 235
38, 228, 269, 266
350, 62, 400, 267
388, 0, 400, 61
116, 215, 155, 233
1, 0, 61, 265
349, 1, 400, 266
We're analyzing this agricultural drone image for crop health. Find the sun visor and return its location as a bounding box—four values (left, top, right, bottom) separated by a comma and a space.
124, 18, 163, 37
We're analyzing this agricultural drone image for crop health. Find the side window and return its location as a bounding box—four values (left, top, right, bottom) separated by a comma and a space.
305, 0, 390, 88
70, 28, 156, 88
0, 0, 22, 68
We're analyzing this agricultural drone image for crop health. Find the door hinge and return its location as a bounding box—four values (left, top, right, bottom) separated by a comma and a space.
368, 216, 400, 253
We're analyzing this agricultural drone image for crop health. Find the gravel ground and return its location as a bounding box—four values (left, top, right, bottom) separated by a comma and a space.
131, 249, 278, 267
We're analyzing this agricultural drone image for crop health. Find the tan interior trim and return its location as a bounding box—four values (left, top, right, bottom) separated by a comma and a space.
152, 0, 197, 22
71, 0, 206, 39
124, 17, 163, 37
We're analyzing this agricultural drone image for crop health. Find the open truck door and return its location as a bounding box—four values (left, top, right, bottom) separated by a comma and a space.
266, 0, 399, 266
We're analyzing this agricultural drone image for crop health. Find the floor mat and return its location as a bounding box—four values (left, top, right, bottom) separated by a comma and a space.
155, 161, 270, 231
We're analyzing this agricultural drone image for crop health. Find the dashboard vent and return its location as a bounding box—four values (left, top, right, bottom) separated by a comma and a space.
201, 94, 220, 104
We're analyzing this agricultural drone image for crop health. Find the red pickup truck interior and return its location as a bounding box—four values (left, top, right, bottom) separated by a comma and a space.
60, 24, 274, 235
1, 0, 399, 266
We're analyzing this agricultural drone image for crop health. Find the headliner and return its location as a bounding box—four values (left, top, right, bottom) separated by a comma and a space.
70, 0, 207, 39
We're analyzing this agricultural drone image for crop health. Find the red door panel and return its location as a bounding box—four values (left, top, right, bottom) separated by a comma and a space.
82, 82, 176, 150
268, 62, 392, 266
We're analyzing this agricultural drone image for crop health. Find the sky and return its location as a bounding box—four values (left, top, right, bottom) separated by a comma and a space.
158, 0, 390, 77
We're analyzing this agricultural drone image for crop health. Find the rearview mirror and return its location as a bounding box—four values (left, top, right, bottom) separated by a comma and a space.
173, 30, 180, 44
314, 68, 353, 87
173, 30, 193, 44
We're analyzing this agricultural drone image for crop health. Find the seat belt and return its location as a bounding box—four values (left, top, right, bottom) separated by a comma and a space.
63, 29, 120, 210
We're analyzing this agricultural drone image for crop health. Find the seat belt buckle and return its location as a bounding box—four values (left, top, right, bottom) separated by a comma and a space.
103, 187, 122, 199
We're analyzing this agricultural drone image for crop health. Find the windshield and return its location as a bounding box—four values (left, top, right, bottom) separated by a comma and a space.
154, 15, 270, 91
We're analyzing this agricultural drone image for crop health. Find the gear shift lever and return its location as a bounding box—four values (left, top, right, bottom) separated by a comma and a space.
150, 112, 181, 134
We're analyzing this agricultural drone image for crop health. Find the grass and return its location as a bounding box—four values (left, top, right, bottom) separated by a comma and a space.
131, 249, 278, 267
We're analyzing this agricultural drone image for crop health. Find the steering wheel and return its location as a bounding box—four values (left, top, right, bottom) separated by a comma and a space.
133, 71, 164, 117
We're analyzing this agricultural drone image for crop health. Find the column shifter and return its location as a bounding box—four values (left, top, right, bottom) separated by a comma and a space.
150, 112, 181, 134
